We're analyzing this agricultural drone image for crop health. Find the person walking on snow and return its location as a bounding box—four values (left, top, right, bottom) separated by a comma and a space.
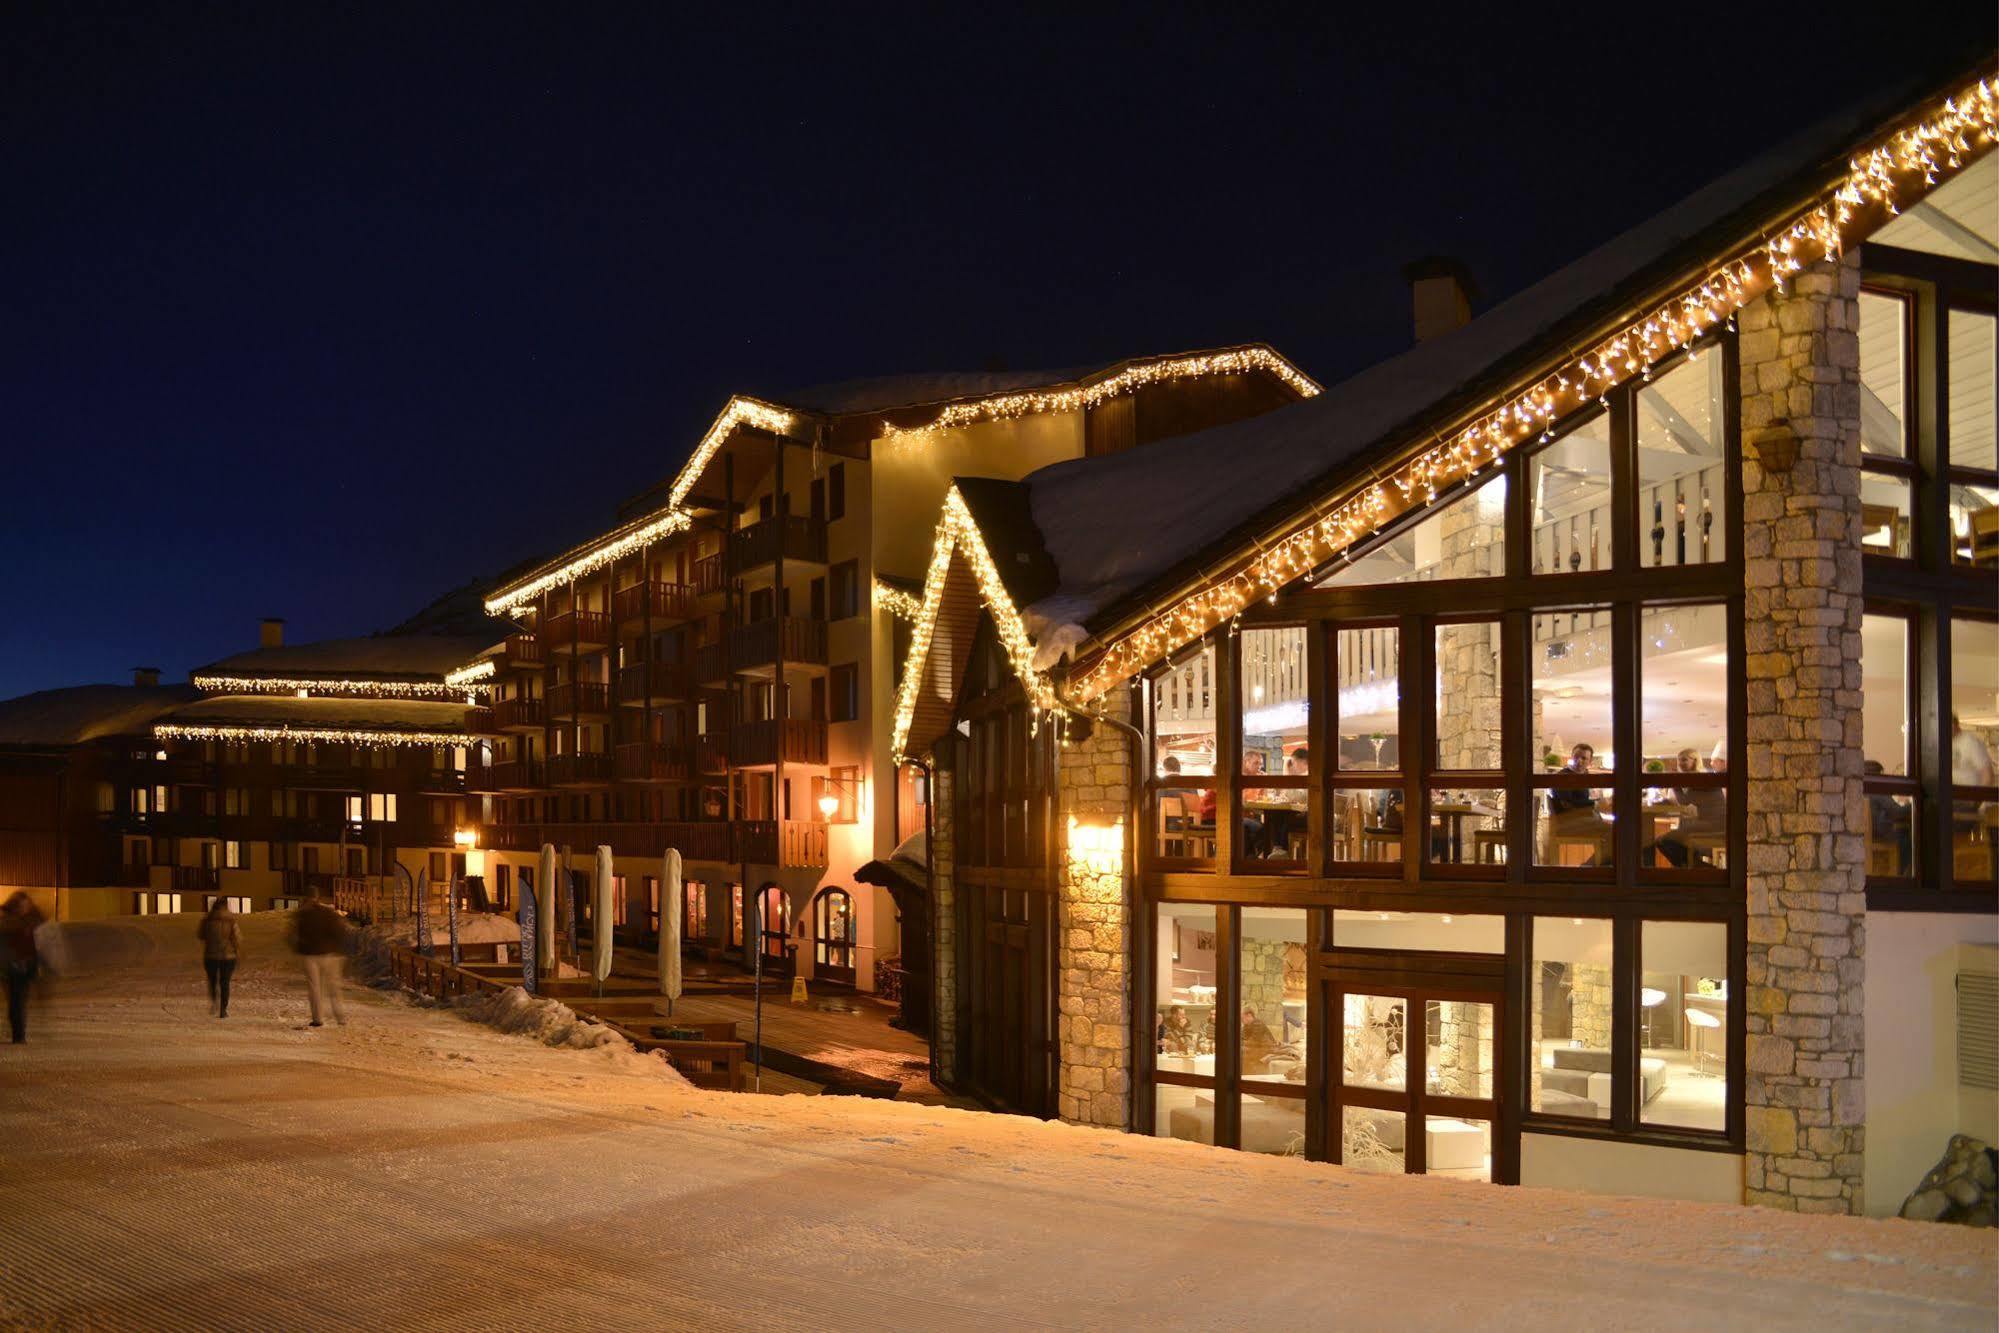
1, 892, 47, 1044
289, 890, 349, 1027
198, 898, 241, 1018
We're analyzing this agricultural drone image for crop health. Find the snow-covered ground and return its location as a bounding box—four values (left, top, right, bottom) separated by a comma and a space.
1, 913, 1992, 1331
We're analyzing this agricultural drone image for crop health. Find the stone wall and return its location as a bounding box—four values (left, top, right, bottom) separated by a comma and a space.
930, 762, 957, 1084
1568, 962, 1614, 1051
1739, 253, 1868, 1215
1431, 999, 1495, 1099
1056, 686, 1134, 1129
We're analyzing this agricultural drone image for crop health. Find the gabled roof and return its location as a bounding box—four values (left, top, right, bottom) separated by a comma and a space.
1012, 59, 1998, 700
192, 633, 500, 698
0, 684, 199, 748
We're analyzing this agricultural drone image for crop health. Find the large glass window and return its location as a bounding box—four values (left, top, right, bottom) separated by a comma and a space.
1951, 617, 1998, 889
1154, 903, 1219, 1145
1532, 609, 1613, 773
1858, 289, 1911, 458
1640, 921, 1730, 1133
1150, 646, 1216, 866
1321, 473, 1505, 587
1238, 908, 1308, 1156
1240, 627, 1309, 866
1863, 613, 1915, 879
1434, 620, 1502, 771
1636, 352, 1729, 566
1530, 917, 1614, 1121
1529, 411, 1613, 574
1639, 603, 1730, 874
1334, 625, 1398, 771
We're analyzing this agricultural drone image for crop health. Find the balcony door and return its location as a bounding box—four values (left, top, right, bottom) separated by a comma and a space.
1325, 948, 1509, 1182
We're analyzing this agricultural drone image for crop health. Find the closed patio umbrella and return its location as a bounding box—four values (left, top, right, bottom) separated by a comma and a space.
536, 844, 556, 976
592, 845, 614, 988
659, 848, 683, 1016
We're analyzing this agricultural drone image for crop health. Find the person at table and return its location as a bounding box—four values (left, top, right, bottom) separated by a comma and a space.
1656, 748, 1725, 868
1239, 749, 1274, 857
1951, 714, 1996, 840
1377, 789, 1449, 860
1547, 743, 1606, 865
1864, 759, 1912, 874
1259, 747, 1308, 859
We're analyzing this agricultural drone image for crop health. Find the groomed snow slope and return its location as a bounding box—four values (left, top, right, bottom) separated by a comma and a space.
0, 914, 1991, 1331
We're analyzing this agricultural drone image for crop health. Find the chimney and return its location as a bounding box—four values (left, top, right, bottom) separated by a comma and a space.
132, 667, 160, 688
1402, 256, 1479, 342
260, 618, 285, 649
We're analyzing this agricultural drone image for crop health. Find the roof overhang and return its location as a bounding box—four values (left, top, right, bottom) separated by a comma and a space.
189, 672, 483, 700
1061, 67, 1999, 703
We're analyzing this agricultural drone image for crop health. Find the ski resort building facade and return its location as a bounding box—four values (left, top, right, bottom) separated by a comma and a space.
899, 64, 1999, 1214
459, 350, 1316, 998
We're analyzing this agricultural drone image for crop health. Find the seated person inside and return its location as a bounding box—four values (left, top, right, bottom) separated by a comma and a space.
1546, 742, 1606, 864
1864, 758, 1912, 875
1654, 748, 1725, 868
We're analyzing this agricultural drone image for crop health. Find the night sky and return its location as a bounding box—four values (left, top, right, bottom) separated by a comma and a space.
2, 3, 1988, 699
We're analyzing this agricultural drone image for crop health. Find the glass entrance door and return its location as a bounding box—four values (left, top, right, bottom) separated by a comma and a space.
1332, 982, 1501, 1181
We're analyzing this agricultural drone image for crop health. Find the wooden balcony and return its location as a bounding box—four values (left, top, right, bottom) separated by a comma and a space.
733, 819, 828, 868
693, 553, 726, 598
614, 581, 695, 629
693, 640, 729, 686
491, 759, 542, 791
728, 718, 828, 768
465, 763, 501, 794
493, 697, 545, 732
172, 865, 220, 893
696, 733, 729, 776
463, 706, 495, 734
728, 616, 827, 676
548, 680, 611, 720
728, 514, 827, 581
492, 821, 733, 862
548, 753, 612, 787
502, 632, 544, 670
617, 659, 689, 706
543, 608, 611, 651
615, 742, 691, 784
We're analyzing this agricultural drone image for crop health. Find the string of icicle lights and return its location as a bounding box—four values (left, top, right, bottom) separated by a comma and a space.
443, 659, 497, 688
872, 578, 924, 622
890, 486, 1056, 763
878, 347, 1319, 441
1069, 75, 1997, 703
155, 722, 476, 748
192, 673, 486, 700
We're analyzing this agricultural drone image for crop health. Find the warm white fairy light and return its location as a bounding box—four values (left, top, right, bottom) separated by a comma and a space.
666, 396, 800, 508
872, 578, 924, 622
484, 507, 694, 616
878, 347, 1319, 442
1068, 76, 1997, 703
889, 486, 1057, 762
191, 673, 487, 700
154, 722, 475, 748
443, 659, 497, 688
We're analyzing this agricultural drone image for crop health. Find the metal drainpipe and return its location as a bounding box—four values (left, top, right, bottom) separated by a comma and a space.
1051, 672, 1143, 1130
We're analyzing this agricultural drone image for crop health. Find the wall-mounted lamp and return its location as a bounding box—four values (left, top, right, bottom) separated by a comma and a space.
453, 828, 478, 850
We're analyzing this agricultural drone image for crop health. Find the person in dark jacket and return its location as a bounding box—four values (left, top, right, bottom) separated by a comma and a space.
1, 892, 47, 1044
197, 899, 242, 1018
290, 890, 349, 1027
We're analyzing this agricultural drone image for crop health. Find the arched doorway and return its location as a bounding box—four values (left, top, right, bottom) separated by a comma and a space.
756, 884, 793, 977
813, 887, 857, 985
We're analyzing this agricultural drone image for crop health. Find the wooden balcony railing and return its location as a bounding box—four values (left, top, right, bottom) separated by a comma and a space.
491, 759, 541, 790
728, 616, 827, 672
548, 680, 611, 718
493, 697, 545, 731
613, 581, 695, 627
692, 640, 729, 685
696, 733, 729, 776
728, 718, 828, 767
172, 865, 220, 893
465, 763, 501, 793
693, 553, 726, 596
503, 632, 544, 669
614, 742, 691, 784
547, 753, 612, 787
463, 706, 495, 734
491, 821, 733, 862
543, 608, 611, 649
733, 819, 828, 867
617, 659, 688, 706
728, 514, 827, 576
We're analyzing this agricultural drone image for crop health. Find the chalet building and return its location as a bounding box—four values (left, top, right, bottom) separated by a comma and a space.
897, 63, 1999, 1215
0, 620, 493, 920
463, 348, 1318, 999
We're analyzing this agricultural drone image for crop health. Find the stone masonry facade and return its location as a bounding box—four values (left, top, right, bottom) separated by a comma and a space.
1056, 686, 1134, 1129
1739, 253, 1868, 1215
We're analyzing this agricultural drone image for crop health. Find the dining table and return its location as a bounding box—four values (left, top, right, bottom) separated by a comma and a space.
1431, 801, 1503, 862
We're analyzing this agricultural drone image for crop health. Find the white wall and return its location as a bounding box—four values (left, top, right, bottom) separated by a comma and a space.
1521, 1133, 1742, 1203
1864, 912, 1999, 1217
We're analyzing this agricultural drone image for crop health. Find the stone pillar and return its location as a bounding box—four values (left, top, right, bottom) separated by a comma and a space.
930, 762, 957, 1084
1056, 685, 1134, 1129
1739, 253, 1867, 1215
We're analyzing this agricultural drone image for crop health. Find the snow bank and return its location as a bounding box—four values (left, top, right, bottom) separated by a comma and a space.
452, 985, 691, 1086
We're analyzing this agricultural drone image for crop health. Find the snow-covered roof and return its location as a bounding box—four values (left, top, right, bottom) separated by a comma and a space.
196, 634, 498, 682
761, 366, 1095, 417
161, 695, 479, 734
1016, 63, 1973, 642
0, 684, 200, 747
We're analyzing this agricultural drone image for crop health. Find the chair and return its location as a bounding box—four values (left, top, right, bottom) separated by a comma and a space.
1685, 1007, 1722, 1076
1360, 827, 1401, 861
1473, 829, 1507, 864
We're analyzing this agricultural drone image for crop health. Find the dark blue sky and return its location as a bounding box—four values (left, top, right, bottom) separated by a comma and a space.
1, 2, 1986, 698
